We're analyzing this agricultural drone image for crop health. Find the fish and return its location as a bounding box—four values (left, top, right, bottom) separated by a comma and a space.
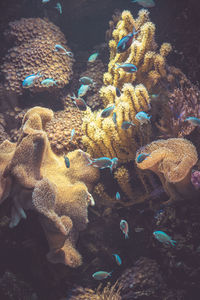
88, 52, 99, 62
87, 157, 118, 173
185, 117, 200, 126
116, 63, 137, 73
55, 2, 62, 14
151, 94, 159, 99
135, 111, 151, 125
153, 231, 177, 246
116, 192, 120, 200
22, 72, 41, 88
121, 121, 135, 130
92, 271, 112, 280
79, 76, 95, 86
131, 0, 155, 8
73, 97, 87, 111
101, 105, 115, 118
120, 219, 129, 239
78, 84, 90, 97
135, 227, 144, 232
64, 156, 70, 168
117, 26, 139, 53
113, 254, 122, 266
41, 78, 57, 87
54, 44, 74, 57
136, 153, 150, 163
112, 112, 117, 126
42, 0, 50, 3
116, 87, 121, 97
70, 128, 75, 142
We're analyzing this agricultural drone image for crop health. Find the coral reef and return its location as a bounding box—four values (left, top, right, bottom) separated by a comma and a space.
0, 106, 99, 268
82, 83, 152, 162
68, 282, 121, 300
45, 107, 84, 155
156, 84, 200, 138
136, 138, 198, 203
1, 18, 73, 95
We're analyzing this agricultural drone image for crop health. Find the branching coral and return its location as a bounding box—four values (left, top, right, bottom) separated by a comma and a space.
156, 84, 200, 138
82, 83, 152, 162
136, 138, 198, 203
1, 18, 73, 95
0, 106, 99, 267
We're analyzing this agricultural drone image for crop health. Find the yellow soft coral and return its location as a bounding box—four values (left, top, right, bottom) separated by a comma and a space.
136, 138, 198, 203
0, 106, 99, 268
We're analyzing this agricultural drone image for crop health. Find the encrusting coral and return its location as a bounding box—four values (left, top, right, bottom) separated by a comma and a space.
0, 106, 99, 268
135, 138, 198, 203
1, 18, 73, 95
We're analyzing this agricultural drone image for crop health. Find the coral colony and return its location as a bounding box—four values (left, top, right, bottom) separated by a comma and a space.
0, 3, 200, 300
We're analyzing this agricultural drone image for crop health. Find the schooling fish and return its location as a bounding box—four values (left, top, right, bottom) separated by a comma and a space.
136, 153, 150, 163
54, 44, 74, 57
185, 117, 200, 126
116, 192, 120, 200
41, 78, 57, 87
42, 0, 50, 3
135, 111, 151, 125
79, 76, 95, 86
113, 254, 122, 266
121, 121, 135, 130
120, 219, 129, 239
116, 87, 121, 97
78, 84, 90, 97
112, 112, 117, 126
101, 105, 115, 118
71, 94, 87, 111
117, 26, 139, 53
153, 231, 177, 246
70, 128, 75, 142
88, 52, 99, 62
55, 2, 62, 14
87, 157, 118, 173
64, 156, 70, 168
131, 0, 155, 8
116, 63, 137, 73
22, 72, 41, 88
92, 271, 112, 280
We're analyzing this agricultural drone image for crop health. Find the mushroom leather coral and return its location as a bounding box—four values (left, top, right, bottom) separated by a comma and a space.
0, 106, 99, 268
136, 138, 198, 203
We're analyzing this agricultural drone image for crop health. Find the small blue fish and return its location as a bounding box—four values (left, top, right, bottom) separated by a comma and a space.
151, 94, 159, 99
153, 231, 176, 246
116, 87, 121, 97
120, 219, 129, 239
70, 128, 75, 142
78, 84, 90, 97
121, 121, 135, 130
135, 111, 151, 125
185, 117, 200, 126
88, 52, 99, 62
131, 0, 155, 8
54, 44, 74, 57
42, 0, 50, 3
92, 271, 112, 280
116, 63, 137, 73
41, 78, 57, 87
79, 76, 95, 86
87, 157, 118, 173
113, 254, 122, 266
116, 192, 120, 200
112, 112, 117, 126
136, 153, 150, 163
64, 156, 70, 168
117, 26, 139, 53
22, 72, 41, 88
101, 105, 115, 118
55, 2, 62, 14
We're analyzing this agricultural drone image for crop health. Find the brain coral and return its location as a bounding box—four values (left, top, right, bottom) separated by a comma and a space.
0, 106, 99, 268
1, 18, 73, 95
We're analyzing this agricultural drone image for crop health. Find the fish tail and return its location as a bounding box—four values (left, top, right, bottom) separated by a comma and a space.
115, 63, 120, 69
87, 157, 93, 166
170, 240, 177, 246
125, 233, 129, 239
